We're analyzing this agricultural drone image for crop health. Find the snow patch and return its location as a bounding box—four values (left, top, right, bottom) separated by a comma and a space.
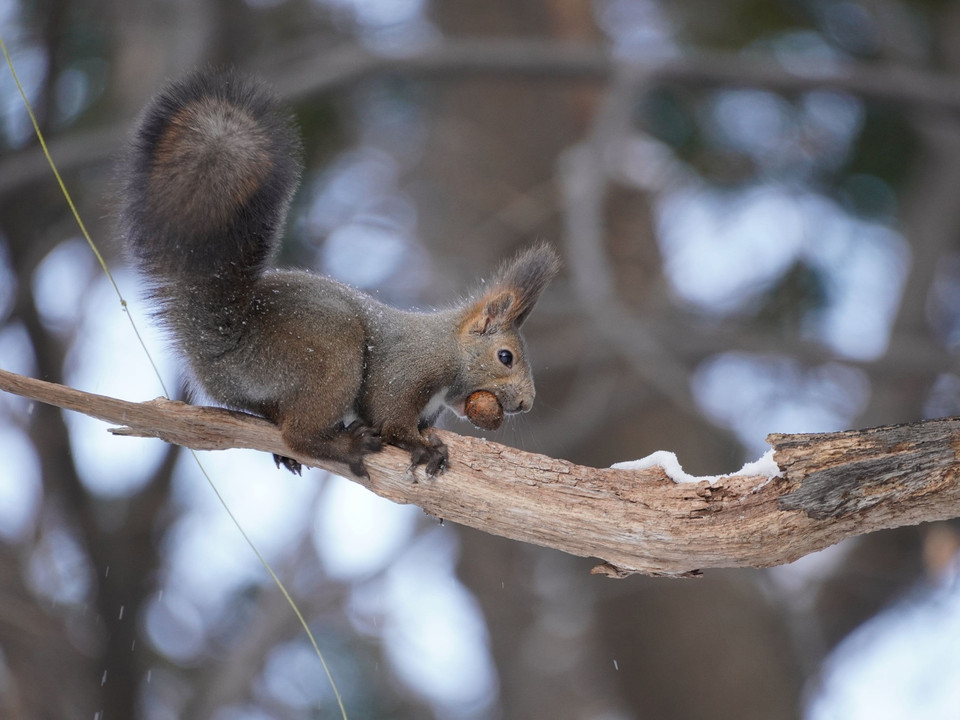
611, 448, 782, 484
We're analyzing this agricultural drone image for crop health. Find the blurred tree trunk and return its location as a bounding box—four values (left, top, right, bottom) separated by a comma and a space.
425, 2, 804, 719
596, 571, 803, 720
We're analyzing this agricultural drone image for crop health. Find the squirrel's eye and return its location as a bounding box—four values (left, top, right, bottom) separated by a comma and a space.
497, 349, 513, 368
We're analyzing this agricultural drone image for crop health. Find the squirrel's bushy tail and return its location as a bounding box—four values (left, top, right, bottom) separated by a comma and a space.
120, 68, 302, 298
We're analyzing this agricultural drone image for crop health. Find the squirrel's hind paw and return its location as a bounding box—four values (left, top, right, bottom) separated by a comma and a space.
346, 419, 383, 454
345, 420, 383, 479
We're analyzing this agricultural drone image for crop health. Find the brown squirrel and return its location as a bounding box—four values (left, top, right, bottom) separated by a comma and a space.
120, 69, 559, 477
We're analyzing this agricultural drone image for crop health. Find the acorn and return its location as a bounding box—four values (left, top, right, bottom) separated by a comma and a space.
465, 390, 504, 430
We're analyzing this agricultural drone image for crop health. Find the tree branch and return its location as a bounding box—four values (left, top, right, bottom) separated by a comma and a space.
274, 39, 960, 114
2, 367, 958, 577
8, 40, 960, 198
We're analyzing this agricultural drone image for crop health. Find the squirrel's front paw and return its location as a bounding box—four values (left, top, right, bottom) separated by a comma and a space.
410, 435, 448, 476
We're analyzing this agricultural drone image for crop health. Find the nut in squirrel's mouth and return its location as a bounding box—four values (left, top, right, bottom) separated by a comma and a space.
450, 393, 516, 417
451, 398, 514, 416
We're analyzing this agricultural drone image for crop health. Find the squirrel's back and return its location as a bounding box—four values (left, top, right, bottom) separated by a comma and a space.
120, 69, 302, 292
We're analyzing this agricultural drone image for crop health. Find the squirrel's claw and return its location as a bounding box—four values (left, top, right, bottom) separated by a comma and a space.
410, 435, 449, 476
273, 454, 303, 475
348, 457, 370, 480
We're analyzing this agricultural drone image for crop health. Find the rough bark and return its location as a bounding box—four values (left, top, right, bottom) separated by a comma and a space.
2, 367, 958, 577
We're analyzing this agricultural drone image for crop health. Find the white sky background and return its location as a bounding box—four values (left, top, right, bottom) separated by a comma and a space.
1, 0, 960, 718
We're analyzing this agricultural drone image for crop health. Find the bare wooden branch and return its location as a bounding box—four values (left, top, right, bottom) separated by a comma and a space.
2, 367, 958, 577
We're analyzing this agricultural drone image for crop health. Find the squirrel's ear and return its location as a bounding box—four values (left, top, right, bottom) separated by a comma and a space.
459, 244, 560, 335
490, 243, 560, 327
459, 291, 516, 336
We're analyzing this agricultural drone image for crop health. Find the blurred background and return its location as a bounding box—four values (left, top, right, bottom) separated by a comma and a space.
2, 0, 960, 718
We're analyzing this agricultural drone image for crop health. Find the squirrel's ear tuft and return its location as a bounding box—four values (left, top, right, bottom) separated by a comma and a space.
459, 243, 560, 335
490, 242, 560, 327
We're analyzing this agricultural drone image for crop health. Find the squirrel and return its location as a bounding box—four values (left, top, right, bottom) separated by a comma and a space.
119, 69, 559, 478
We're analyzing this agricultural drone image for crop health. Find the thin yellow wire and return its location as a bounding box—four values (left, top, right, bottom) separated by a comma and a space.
0, 33, 348, 720
188, 449, 348, 717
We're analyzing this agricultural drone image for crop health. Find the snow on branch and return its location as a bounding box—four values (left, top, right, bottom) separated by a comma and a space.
2, 367, 959, 577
